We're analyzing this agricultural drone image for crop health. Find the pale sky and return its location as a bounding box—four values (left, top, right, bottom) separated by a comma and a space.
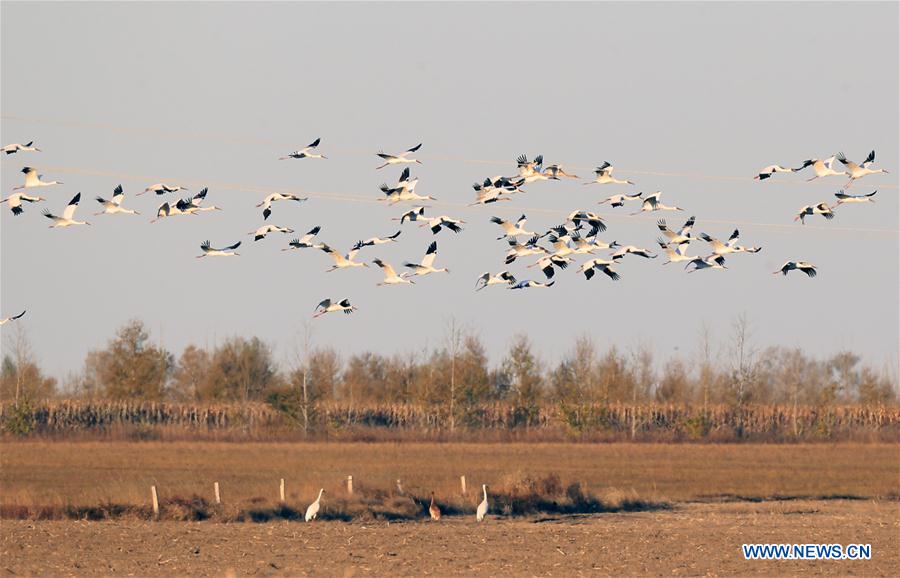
2, 1, 898, 384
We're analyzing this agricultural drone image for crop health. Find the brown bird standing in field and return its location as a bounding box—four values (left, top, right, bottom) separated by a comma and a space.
429, 492, 441, 520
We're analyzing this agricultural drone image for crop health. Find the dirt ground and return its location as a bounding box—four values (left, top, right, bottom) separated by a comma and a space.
2, 500, 897, 577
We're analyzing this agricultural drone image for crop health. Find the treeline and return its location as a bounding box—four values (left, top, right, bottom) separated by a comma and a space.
2, 318, 896, 415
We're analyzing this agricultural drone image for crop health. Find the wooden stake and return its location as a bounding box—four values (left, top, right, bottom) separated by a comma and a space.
460, 475, 467, 495
347, 475, 353, 494
150, 485, 160, 518
214, 482, 221, 504
279, 478, 285, 503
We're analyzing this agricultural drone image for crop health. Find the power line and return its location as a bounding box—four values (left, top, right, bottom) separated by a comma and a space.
4, 114, 898, 190
33, 164, 900, 237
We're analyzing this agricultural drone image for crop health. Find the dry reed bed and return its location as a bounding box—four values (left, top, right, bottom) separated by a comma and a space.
3, 401, 898, 441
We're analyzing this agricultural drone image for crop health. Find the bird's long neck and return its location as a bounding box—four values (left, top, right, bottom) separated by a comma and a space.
482, 485, 487, 499
317, 489, 324, 501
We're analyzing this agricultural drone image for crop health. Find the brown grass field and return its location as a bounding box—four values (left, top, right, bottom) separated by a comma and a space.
2, 442, 899, 576
2, 442, 898, 507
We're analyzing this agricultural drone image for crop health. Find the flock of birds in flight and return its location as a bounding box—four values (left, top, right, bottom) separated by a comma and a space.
0, 139, 888, 321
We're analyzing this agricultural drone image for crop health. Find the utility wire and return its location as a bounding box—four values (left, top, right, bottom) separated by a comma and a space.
4, 114, 897, 190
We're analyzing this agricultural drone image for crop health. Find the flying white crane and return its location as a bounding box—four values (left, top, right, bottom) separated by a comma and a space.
257, 192, 307, 220
544, 235, 576, 259
373, 259, 414, 286
543, 222, 585, 240
753, 164, 797, 180
376, 143, 423, 170
421, 215, 465, 235
834, 190, 877, 205
1, 192, 45, 216
314, 299, 357, 318
476, 484, 489, 522
631, 192, 683, 215
305, 489, 325, 521
256, 193, 309, 221
476, 175, 525, 194
279, 137, 327, 160
516, 154, 545, 180
698, 229, 761, 255
795, 203, 835, 224
566, 211, 607, 235
0, 311, 26, 326
611, 244, 656, 260
491, 214, 534, 240
579, 258, 621, 281
94, 185, 140, 216
570, 236, 603, 255
318, 245, 369, 272
394, 206, 427, 224
837, 150, 888, 187
469, 186, 513, 206
138, 183, 188, 196
14, 167, 62, 190
475, 271, 517, 291
150, 201, 188, 223
529, 254, 574, 279
282, 226, 323, 251
197, 240, 241, 258
774, 261, 817, 278
657, 238, 697, 264
381, 187, 436, 204
505, 235, 547, 264
686, 254, 727, 273
795, 155, 847, 181
176, 188, 222, 215
584, 162, 634, 186
598, 192, 643, 208
353, 230, 402, 250
543, 164, 579, 179
381, 167, 418, 193
2, 141, 40, 155
250, 224, 294, 241
657, 216, 696, 244
509, 279, 555, 289
403, 241, 449, 277
43, 193, 90, 228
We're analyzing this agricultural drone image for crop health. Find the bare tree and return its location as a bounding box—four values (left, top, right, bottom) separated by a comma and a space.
729, 313, 757, 437
288, 321, 315, 435
695, 321, 715, 416
443, 317, 464, 432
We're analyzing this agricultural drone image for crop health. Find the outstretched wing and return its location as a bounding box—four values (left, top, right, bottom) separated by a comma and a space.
111, 185, 125, 205
421, 241, 438, 268
62, 193, 81, 220
861, 150, 875, 167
